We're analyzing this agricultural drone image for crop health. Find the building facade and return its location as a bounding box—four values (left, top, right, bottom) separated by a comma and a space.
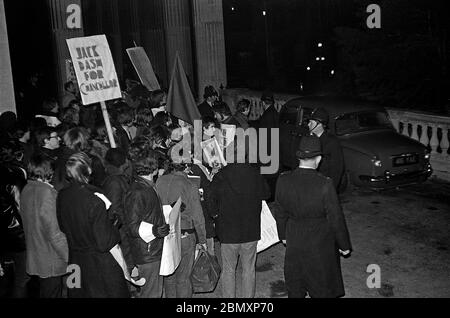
0, 0, 227, 115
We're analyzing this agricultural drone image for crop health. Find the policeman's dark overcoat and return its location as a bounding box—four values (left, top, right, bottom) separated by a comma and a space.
318, 132, 345, 190
274, 168, 352, 298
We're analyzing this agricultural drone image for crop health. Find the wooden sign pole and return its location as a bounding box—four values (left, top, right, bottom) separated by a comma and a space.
100, 100, 116, 148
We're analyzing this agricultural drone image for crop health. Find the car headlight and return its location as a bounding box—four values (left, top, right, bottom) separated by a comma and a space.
372, 159, 382, 167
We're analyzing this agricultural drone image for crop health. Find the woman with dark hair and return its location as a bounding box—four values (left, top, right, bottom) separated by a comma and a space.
52, 127, 106, 190
20, 154, 68, 298
135, 107, 154, 138
56, 152, 130, 298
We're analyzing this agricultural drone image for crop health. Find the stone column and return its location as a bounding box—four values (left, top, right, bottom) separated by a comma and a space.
47, 0, 84, 102
129, 0, 141, 46
0, 0, 16, 114
102, 0, 123, 79
192, 0, 227, 98
139, 0, 168, 88
161, 0, 194, 89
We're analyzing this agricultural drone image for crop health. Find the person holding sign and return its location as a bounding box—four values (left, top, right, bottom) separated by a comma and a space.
273, 135, 352, 298
156, 158, 207, 298
124, 144, 169, 298
207, 143, 270, 298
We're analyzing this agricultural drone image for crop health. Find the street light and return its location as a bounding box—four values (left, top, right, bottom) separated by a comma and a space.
306, 66, 311, 71
318, 43, 323, 47
231, 7, 235, 11
330, 70, 335, 75
262, 10, 266, 16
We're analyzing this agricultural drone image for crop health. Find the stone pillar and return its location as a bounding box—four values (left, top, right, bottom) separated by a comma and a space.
102, 0, 123, 79
47, 0, 84, 102
0, 0, 16, 114
129, 0, 141, 46
192, 0, 227, 98
161, 0, 194, 89
139, 0, 168, 88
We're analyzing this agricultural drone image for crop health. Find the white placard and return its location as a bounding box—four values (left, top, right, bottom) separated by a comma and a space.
66, 35, 122, 105
160, 197, 182, 276
257, 200, 280, 253
126, 47, 161, 91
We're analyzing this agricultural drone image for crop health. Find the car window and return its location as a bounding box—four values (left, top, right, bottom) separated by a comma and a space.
335, 111, 393, 135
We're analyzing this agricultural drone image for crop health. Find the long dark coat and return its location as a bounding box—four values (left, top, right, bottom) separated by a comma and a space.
274, 168, 352, 298
318, 132, 345, 190
207, 163, 270, 244
56, 182, 129, 298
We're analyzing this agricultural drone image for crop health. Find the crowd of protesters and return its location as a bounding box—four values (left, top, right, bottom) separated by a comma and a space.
0, 80, 351, 298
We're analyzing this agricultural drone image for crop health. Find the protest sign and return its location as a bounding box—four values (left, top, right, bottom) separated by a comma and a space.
160, 198, 182, 276
126, 47, 161, 91
66, 35, 122, 105
201, 137, 227, 169
220, 123, 236, 148
66, 35, 119, 148
257, 200, 280, 253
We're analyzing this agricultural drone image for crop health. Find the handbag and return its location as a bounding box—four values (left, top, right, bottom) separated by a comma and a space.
190, 246, 221, 293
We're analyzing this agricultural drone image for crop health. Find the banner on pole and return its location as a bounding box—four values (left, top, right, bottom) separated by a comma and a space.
66, 35, 122, 105
126, 47, 161, 91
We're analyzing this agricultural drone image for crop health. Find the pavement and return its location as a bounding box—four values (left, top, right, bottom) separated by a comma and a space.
194, 178, 450, 298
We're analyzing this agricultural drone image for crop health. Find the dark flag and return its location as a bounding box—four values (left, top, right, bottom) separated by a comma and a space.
166, 52, 201, 125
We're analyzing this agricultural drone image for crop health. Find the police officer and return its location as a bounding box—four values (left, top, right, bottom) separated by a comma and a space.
308, 107, 345, 191
274, 135, 352, 298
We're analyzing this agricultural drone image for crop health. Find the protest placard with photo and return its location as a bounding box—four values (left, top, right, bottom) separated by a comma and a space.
201, 137, 227, 169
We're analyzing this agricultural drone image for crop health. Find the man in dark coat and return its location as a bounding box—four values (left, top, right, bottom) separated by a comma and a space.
308, 107, 345, 191
102, 149, 133, 272
257, 91, 280, 201
274, 135, 352, 298
197, 85, 219, 120
208, 146, 270, 298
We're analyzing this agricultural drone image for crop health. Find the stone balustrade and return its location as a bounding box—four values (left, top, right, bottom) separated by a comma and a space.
223, 88, 450, 181
387, 109, 450, 181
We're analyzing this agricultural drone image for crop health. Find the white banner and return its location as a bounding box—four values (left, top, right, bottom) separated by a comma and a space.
126, 47, 161, 91
160, 197, 182, 276
257, 201, 280, 253
66, 35, 122, 105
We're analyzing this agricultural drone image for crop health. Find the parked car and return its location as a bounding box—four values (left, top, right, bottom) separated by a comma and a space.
279, 96, 433, 189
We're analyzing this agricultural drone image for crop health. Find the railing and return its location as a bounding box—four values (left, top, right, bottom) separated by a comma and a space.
223, 88, 450, 181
